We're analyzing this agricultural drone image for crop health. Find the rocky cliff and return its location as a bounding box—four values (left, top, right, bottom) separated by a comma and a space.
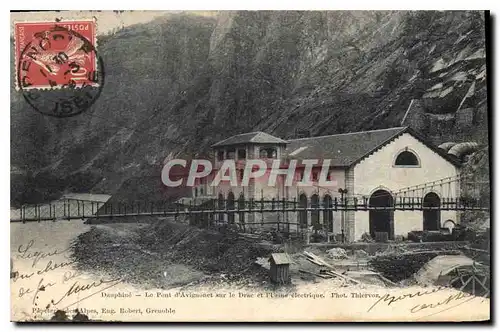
10, 11, 489, 205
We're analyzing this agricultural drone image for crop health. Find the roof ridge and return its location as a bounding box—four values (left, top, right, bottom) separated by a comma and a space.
212, 131, 260, 146
251, 132, 267, 142
212, 130, 287, 147
288, 127, 407, 141
231, 131, 261, 137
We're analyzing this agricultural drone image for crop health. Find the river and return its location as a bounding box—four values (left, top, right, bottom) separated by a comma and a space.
9, 193, 136, 321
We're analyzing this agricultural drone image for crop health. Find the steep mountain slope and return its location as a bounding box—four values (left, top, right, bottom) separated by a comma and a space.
10, 11, 488, 206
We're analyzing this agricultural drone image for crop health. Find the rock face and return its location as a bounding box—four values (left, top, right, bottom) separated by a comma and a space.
10, 11, 488, 205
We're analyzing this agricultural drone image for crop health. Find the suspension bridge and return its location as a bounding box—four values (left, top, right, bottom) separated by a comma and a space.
10, 175, 489, 224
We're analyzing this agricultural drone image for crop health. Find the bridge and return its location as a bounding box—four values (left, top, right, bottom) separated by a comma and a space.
10, 175, 489, 223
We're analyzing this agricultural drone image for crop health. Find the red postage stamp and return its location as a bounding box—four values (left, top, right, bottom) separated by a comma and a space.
15, 20, 98, 89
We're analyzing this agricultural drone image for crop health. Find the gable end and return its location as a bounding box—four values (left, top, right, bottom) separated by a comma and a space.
350, 128, 461, 168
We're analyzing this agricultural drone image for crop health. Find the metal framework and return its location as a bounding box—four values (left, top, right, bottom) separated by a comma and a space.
10, 194, 489, 223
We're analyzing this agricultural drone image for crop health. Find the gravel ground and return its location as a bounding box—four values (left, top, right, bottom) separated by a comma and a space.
71, 219, 278, 290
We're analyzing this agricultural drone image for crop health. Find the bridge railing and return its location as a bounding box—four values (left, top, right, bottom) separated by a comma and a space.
10, 199, 106, 222
10, 195, 489, 223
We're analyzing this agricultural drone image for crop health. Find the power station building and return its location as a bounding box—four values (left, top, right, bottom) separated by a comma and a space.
193, 127, 462, 242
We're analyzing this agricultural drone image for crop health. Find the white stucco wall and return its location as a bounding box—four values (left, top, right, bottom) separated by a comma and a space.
352, 133, 460, 240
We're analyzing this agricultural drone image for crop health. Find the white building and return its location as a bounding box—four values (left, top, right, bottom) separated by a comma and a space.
200, 127, 461, 242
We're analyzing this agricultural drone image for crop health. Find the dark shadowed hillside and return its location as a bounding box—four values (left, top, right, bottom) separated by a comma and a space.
10, 11, 488, 206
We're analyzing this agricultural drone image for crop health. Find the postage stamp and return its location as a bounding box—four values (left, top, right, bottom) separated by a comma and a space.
14, 20, 103, 117
15, 20, 98, 89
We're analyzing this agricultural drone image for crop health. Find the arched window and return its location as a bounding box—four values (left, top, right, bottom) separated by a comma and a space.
227, 192, 235, 224
217, 150, 224, 161
218, 193, 225, 223
237, 149, 246, 159
311, 194, 320, 229
298, 194, 308, 228
259, 147, 277, 159
227, 148, 236, 159
394, 150, 419, 167
238, 194, 245, 225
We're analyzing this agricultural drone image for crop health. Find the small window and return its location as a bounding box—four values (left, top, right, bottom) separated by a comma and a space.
237, 149, 246, 159
227, 148, 236, 159
217, 151, 224, 161
298, 169, 305, 181
312, 170, 319, 182
327, 171, 333, 181
268, 148, 277, 158
395, 150, 419, 166
259, 147, 277, 159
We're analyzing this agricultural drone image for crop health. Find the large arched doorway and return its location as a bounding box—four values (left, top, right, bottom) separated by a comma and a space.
369, 189, 394, 240
423, 192, 441, 230
298, 194, 308, 228
227, 192, 235, 224
323, 195, 333, 232
311, 194, 320, 229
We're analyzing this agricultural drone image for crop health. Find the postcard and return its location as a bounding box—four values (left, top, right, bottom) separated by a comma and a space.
10, 10, 490, 322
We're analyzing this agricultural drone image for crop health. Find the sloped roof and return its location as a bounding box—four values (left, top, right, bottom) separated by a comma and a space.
269, 253, 293, 265
212, 131, 287, 147
285, 127, 461, 167
285, 127, 407, 166
211, 127, 460, 167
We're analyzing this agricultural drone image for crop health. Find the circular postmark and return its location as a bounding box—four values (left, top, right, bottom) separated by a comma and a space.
16, 23, 104, 117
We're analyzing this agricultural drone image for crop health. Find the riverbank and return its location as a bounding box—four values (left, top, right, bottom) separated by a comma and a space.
69, 218, 458, 289
11, 218, 490, 321
71, 219, 278, 290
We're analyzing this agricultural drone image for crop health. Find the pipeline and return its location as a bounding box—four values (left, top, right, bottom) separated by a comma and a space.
438, 142, 457, 152
448, 142, 480, 158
